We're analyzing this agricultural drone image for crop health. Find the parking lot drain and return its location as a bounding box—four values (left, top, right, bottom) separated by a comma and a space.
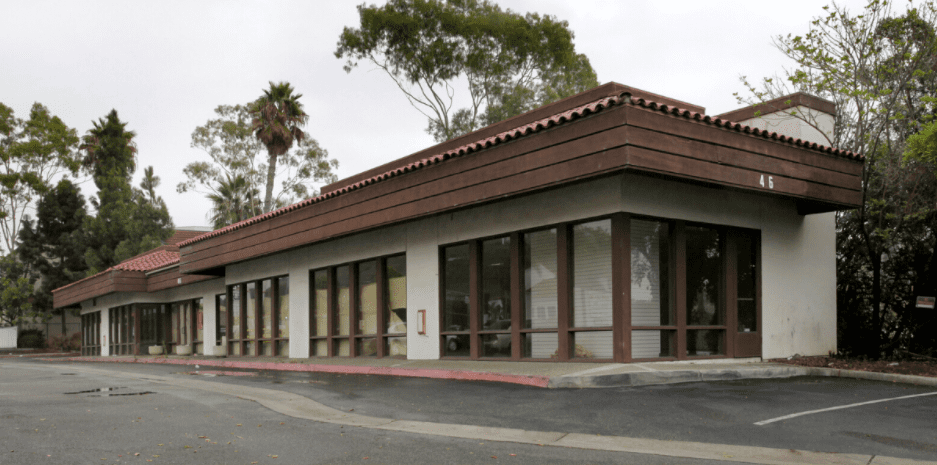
64, 387, 126, 394
88, 392, 155, 397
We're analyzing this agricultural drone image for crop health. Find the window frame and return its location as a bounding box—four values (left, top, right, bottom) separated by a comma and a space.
309, 253, 407, 359
438, 213, 760, 363
226, 275, 289, 357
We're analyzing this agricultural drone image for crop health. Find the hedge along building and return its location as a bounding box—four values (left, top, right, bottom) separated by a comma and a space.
53, 83, 862, 363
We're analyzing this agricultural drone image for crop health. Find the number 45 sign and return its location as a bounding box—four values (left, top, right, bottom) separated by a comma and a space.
759, 174, 774, 189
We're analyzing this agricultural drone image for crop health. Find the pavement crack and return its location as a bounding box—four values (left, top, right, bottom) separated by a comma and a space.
553, 432, 570, 442
867, 455, 875, 465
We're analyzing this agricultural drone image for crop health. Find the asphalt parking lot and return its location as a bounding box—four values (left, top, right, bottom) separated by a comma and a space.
2, 359, 936, 464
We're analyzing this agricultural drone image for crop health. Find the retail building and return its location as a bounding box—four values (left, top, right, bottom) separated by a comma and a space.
53, 83, 862, 363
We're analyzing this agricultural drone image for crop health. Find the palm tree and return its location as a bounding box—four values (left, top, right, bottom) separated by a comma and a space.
207, 174, 262, 229
249, 81, 308, 213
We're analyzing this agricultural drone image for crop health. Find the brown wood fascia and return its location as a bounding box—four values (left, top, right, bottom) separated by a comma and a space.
180, 103, 862, 275
53, 269, 147, 309
323, 83, 705, 194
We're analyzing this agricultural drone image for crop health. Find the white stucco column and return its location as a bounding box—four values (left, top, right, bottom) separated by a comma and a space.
406, 218, 440, 359
289, 267, 310, 359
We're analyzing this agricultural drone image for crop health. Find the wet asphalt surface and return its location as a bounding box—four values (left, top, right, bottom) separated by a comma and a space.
3, 358, 937, 463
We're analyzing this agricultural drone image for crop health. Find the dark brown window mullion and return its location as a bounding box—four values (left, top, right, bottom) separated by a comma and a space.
271, 278, 279, 356
612, 213, 629, 362
468, 241, 480, 359
437, 249, 445, 358
375, 258, 386, 358
674, 221, 687, 359
510, 232, 522, 360
556, 225, 571, 361
238, 283, 247, 357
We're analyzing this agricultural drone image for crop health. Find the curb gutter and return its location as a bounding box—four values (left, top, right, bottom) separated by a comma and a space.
42, 356, 937, 389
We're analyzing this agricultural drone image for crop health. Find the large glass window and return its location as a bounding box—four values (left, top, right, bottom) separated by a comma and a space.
437, 215, 757, 363
480, 237, 511, 357
227, 276, 289, 357
310, 254, 407, 358
277, 276, 290, 357
737, 235, 757, 333
570, 220, 613, 359
310, 269, 329, 356
384, 255, 407, 357
229, 285, 242, 355
442, 244, 470, 356
523, 228, 558, 359
215, 294, 227, 345
685, 226, 724, 356
631, 220, 675, 359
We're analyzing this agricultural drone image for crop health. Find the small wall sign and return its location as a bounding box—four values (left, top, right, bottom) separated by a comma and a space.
916, 296, 935, 309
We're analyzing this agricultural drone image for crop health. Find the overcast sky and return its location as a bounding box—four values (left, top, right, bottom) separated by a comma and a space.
1, 0, 899, 230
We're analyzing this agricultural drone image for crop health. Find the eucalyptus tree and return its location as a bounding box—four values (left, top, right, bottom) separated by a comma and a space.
180, 103, 338, 225
336, 0, 598, 142
0, 102, 80, 253
736, 0, 937, 356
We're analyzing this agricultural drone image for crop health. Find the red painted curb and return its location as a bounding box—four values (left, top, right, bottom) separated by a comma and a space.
42, 356, 552, 388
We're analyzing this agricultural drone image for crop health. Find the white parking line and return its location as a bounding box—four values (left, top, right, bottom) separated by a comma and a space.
755, 391, 937, 426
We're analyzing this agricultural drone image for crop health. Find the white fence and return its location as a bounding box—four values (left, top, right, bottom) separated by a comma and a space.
0, 327, 17, 349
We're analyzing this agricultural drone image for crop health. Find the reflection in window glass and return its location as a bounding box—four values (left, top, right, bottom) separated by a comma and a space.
246, 283, 256, 339
278, 276, 289, 338
231, 286, 241, 340
737, 234, 757, 332
312, 270, 328, 337
571, 220, 612, 328
481, 237, 511, 331
523, 333, 557, 359
216, 294, 227, 345
385, 255, 407, 335
686, 226, 722, 326
571, 331, 612, 359
443, 245, 470, 333
335, 266, 350, 336
195, 299, 204, 343
357, 261, 377, 335
631, 220, 672, 326
524, 229, 557, 330
385, 337, 407, 357
261, 279, 272, 339
631, 330, 675, 358
687, 329, 724, 356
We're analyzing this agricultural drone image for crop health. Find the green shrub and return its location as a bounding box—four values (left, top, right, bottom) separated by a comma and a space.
48, 333, 81, 352
17, 329, 45, 349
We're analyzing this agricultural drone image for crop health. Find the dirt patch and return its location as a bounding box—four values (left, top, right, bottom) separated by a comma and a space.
772, 356, 937, 378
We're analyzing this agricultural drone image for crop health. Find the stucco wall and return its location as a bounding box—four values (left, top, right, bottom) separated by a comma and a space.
739, 106, 835, 147
79, 172, 838, 361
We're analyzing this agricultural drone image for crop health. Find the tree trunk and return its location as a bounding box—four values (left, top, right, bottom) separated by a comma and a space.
264, 151, 277, 213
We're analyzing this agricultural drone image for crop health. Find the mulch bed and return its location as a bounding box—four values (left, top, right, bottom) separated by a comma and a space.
772, 356, 937, 378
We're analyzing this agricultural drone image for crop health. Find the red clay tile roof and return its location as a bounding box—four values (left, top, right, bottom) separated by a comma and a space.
112, 249, 180, 272
179, 92, 864, 248
51, 249, 180, 294
165, 230, 205, 246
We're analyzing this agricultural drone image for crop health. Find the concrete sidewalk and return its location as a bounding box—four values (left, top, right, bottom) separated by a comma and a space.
46, 355, 937, 388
